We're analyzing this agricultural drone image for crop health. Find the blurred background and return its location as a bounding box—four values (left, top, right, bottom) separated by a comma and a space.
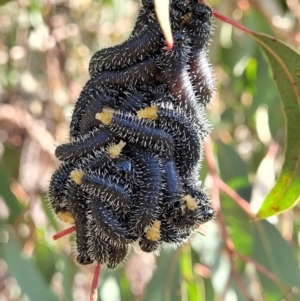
0, 0, 300, 300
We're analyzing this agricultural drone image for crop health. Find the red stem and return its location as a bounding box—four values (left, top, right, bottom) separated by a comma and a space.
212, 9, 252, 34
53, 226, 76, 240
217, 178, 254, 217
90, 264, 101, 301
205, 140, 253, 300
200, 0, 252, 34
236, 251, 287, 293
204, 139, 291, 298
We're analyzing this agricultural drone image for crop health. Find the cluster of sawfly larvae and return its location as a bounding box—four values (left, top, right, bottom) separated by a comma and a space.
49, 0, 215, 269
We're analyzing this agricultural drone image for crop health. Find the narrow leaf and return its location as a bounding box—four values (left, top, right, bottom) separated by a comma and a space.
211, 7, 300, 218
249, 32, 300, 218
0, 169, 23, 223
217, 141, 251, 200
180, 245, 203, 301
144, 247, 181, 301
222, 196, 253, 257
4, 236, 59, 301
252, 220, 300, 300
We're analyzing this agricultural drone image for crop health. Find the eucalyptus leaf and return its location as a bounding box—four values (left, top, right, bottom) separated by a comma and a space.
249, 32, 300, 218
143, 247, 181, 301
4, 236, 59, 301
253, 220, 300, 300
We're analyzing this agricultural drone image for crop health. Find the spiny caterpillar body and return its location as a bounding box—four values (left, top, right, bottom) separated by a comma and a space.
49, 0, 215, 274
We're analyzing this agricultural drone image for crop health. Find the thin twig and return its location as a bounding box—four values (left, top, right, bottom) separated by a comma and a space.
53, 226, 76, 240
0, 104, 57, 157
218, 209, 253, 300
204, 139, 254, 216
217, 178, 254, 218
205, 140, 253, 300
204, 139, 292, 299
90, 264, 101, 301
236, 251, 287, 293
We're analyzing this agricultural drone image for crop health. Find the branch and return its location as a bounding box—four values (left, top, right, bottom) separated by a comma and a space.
204, 139, 254, 217
236, 251, 287, 293
217, 178, 254, 218
90, 264, 101, 301
204, 139, 253, 300
0, 104, 57, 157
204, 138, 290, 298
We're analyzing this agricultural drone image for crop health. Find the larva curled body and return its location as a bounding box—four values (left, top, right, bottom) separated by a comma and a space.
69, 80, 94, 139
161, 158, 180, 212
71, 169, 132, 209
49, 1, 216, 272
106, 244, 129, 269
139, 220, 162, 252
48, 163, 74, 219
129, 0, 155, 38
89, 198, 137, 244
92, 58, 158, 87
139, 236, 160, 253
67, 183, 93, 265
189, 51, 215, 107
117, 89, 147, 113
55, 128, 113, 162
89, 21, 163, 75
159, 218, 192, 244
186, 2, 214, 107
126, 146, 164, 235
138, 105, 203, 177
159, 32, 200, 122
86, 220, 111, 264
95, 109, 174, 157
79, 92, 114, 134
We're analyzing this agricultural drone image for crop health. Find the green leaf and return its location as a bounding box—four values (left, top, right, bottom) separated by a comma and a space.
217, 141, 248, 181
0, 169, 23, 223
0, 0, 14, 6
41, 196, 59, 232
250, 32, 300, 218
143, 247, 182, 301
221, 195, 253, 257
4, 234, 59, 301
34, 239, 56, 283
116, 267, 134, 301
191, 223, 230, 296
59, 253, 77, 301
217, 141, 251, 200
252, 220, 300, 300
203, 279, 215, 301
180, 245, 203, 301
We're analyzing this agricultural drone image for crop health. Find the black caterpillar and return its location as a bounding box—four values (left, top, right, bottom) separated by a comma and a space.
49, 0, 215, 270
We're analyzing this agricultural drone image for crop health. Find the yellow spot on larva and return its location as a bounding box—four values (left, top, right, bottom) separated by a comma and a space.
108, 140, 126, 159
182, 195, 197, 211
95, 109, 114, 125
71, 170, 84, 185
146, 220, 161, 241
183, 13, 192, 25
137, 107, 158, 120
57, 212, 75, 224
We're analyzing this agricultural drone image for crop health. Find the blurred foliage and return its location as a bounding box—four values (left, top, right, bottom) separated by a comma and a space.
0, 0, 300, 300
